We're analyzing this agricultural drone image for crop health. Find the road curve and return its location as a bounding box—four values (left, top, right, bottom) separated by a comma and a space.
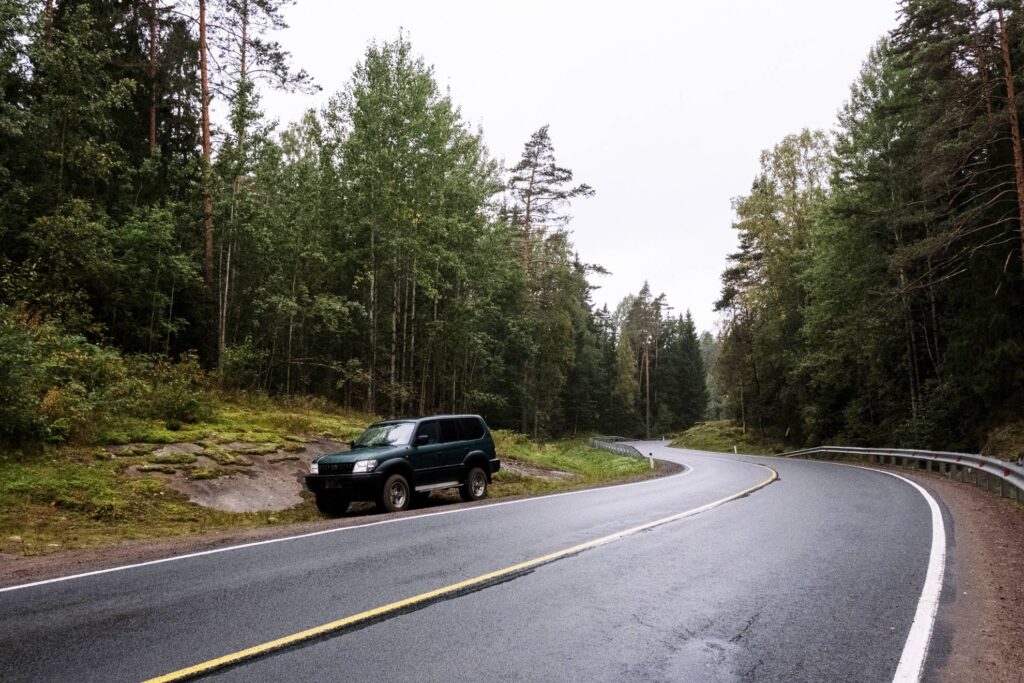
0, 443, 943, 682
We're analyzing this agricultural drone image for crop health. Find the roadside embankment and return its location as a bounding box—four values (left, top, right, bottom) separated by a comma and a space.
669, 420, 787, 455
894, 470, 1024, 683
0, 414, 677, 586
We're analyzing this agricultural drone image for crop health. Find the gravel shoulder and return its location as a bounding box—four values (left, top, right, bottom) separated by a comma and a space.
896, 470, 1024, 683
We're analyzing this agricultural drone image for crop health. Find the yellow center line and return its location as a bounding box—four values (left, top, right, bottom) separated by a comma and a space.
144, 464, 778, 683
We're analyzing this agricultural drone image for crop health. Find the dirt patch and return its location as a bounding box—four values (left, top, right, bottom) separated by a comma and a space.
126, 439, 347, 513
150, 443, 203, 457
502, 457, 576, 481
895, 470, 1024, 683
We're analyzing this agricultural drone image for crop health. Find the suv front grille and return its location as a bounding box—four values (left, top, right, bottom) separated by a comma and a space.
320, 462, 355, 475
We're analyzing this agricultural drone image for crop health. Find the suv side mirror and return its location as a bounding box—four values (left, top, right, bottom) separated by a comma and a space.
415, 434, 430, 446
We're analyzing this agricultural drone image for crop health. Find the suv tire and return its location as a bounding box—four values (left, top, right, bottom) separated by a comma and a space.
315, 492, 350, 516
378, 473, 411, 513
460, 466, 488, 502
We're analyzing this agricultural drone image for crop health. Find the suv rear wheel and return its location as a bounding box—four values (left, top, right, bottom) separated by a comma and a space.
460, 466, 488, 502
315, 492, 350, 516
378, 473, 411, 513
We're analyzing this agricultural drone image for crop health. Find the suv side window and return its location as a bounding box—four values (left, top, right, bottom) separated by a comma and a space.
458, 417, 484, 440
416, 421, 441, 445
439, 419, 462, 443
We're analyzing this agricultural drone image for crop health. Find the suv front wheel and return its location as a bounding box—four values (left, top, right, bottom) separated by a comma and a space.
460, 466, 488, 502
315, 492, 350, 516
378, 473, 412, 513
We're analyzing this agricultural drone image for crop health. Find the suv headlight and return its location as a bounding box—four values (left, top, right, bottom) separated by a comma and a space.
353, 459, 377, 473
309, 462, 319, 475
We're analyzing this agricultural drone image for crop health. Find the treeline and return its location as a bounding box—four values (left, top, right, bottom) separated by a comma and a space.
713, 0, 1024, 450
0, 1, 706, 443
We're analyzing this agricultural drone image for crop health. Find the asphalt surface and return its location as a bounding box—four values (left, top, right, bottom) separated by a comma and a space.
0, 443, 943, 682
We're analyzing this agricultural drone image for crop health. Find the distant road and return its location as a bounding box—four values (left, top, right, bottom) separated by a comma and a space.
0, 444, 944, 682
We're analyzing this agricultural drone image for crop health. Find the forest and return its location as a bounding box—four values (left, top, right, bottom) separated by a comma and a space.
5, 0, 1023, 454
713, 0, 1024, 451
0, 0, 707, 446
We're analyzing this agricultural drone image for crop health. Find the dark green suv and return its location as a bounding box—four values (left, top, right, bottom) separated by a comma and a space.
305, 415, 500, 515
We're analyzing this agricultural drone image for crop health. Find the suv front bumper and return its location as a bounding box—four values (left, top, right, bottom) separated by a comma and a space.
305, 473, 383, 500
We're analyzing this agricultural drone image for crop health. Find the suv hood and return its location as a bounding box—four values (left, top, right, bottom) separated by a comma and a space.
316, 445, 404, 464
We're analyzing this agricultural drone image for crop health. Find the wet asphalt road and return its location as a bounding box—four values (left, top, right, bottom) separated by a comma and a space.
0, 443, 942, 682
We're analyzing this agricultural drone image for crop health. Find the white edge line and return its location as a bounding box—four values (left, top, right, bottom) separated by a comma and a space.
851, 466, 946, 683
691, 448, 945, 683
0, 460, 692, 594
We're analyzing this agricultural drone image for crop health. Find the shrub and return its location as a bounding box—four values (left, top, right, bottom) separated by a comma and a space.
137, 352, 213, 424
0, 305, 215, 446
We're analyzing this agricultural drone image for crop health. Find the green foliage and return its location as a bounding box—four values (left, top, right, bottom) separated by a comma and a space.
600, 285, 708, 438
0, 5, 712, 443
0, 448, 322, 555
491, 430, 649, 490
670, 421, 785, 456
713, 6, 1024, 451
0, 306, 213, 446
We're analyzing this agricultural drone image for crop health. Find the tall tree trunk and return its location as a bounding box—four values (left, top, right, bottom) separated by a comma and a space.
199, 0, 214, 290
148, 0, 158, 155
43, 0, 54, 46
401, 270, 409, 389
165, 279, 175, 354
520, 362, 531, 433
237, 0, 248, 152
219, 238, 232, 365
739, 380, 745, 435
420, 294, 436, 415
998, 8, 1024, 267
368, 226, 377, 412
522, 165, 536, 271
644, 341, 651, 439
390, 259, 398, 417
286, 270, 297, 395
409, 267, 417, 413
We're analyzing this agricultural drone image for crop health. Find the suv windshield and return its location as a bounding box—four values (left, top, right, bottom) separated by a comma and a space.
353, 422, 415, 448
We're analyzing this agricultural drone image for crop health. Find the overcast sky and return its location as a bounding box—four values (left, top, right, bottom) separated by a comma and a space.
261, 0, 901, 332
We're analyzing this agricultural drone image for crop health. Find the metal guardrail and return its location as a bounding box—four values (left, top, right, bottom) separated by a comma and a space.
588, 436, 656, 469
781, 446, 1024, 502
588, 436, 642, 458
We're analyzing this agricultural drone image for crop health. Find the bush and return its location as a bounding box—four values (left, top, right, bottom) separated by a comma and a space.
0, 306, 214, 446
136, 352, 213, 424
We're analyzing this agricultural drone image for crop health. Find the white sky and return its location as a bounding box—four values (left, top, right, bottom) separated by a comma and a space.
261, 0, 901, 333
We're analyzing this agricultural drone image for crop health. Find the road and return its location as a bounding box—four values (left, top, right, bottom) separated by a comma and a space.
0, 443, 947, 682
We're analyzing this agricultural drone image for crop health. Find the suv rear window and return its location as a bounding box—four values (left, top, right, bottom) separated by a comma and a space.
458, 417, 485, 440
439, 419, 462, 443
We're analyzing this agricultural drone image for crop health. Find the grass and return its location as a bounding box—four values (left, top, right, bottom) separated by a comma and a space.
0, 395, 372, 556
146, 452, 198, 466
981, 420, 1024, 461
488, 430, 653, 498
0, 405, 662, 557
0, 448, 328, 556
94, 394, 368, 448
669, 420, 787, 455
